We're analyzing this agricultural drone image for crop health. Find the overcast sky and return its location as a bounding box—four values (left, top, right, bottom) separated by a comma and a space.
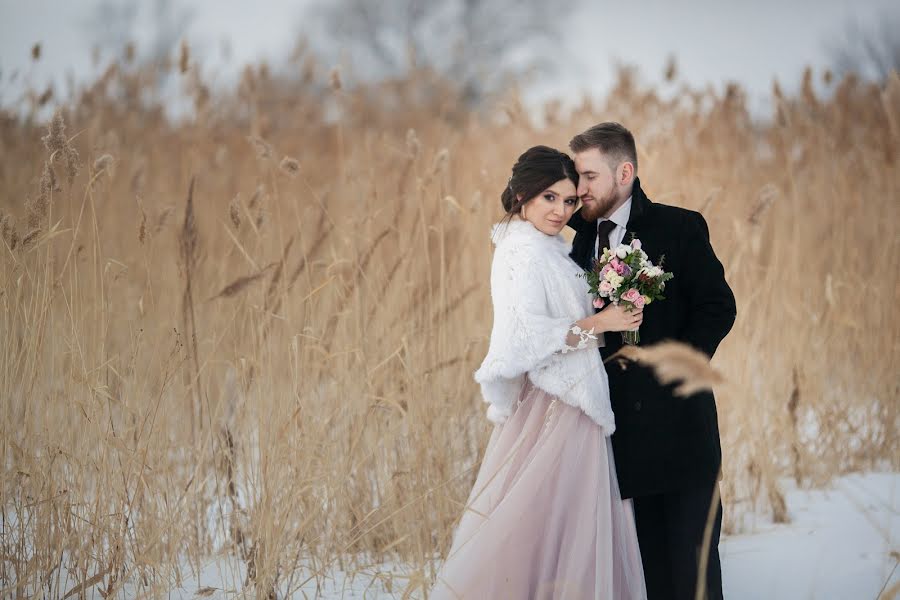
1, 0, 896, 115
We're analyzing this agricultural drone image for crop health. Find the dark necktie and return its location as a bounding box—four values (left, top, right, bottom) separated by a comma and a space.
596, 219, 617, 258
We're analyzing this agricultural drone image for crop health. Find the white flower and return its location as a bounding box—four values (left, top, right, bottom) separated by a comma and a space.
615, 245, 630, 259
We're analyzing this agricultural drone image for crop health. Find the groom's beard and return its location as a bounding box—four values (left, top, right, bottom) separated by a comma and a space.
580, 187, 622, 222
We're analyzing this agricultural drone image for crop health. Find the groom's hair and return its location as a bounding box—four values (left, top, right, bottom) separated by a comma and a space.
569, 122, 638, 174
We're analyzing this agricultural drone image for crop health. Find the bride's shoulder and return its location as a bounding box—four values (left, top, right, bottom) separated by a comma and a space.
490, 219, 544, 262
490, 217, 552, 247
490, 217, 526, 241
491, 217, 570, 261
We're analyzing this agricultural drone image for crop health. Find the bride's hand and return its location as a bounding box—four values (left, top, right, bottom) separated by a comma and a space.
592, 303, 643, 333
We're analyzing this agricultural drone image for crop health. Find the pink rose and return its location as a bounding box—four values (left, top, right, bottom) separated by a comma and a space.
610, 258, 626, 275
598, 280, 614, 295
631, 238, 642, 250
633, 295, 646, 309
593, 297, 605, 309
599, 264, 612, 278
621, 288, 641, 304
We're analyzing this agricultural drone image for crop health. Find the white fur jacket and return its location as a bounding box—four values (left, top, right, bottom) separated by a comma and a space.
473, 218, 616, 435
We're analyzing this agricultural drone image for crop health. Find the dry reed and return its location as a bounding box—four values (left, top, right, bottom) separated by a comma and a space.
0, 52, 896, 597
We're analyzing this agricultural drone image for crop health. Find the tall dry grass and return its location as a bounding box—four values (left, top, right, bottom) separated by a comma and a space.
1, 52, 898, 597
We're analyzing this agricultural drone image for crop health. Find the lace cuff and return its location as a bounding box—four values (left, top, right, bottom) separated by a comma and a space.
560, 324, 600, 354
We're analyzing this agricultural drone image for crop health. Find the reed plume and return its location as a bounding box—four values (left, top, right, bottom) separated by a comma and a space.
609, 341, 725, 397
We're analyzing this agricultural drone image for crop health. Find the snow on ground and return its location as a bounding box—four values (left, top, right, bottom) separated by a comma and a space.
60, 471, 900, 598
721, 472, 898, 600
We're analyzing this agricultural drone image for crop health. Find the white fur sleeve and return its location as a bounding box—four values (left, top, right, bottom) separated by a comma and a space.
474, 245, 577, 421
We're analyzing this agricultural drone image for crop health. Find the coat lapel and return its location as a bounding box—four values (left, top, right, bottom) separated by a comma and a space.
624, 177, 650, 234
567, 208, 597, 271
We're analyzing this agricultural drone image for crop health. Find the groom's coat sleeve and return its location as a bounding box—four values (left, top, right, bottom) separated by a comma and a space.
678, 212, 737, 359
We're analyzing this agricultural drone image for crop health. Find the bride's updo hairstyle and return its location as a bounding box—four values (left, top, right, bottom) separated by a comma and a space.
500, 145, 579, 221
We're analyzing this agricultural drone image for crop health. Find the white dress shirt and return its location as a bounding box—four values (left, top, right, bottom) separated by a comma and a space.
594, 196, 633, 259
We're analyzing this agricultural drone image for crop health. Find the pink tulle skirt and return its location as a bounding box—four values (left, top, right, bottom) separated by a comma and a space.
432, 378, 647, 599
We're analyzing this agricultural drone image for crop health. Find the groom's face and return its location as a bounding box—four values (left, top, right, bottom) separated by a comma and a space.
574, 148, 624, 222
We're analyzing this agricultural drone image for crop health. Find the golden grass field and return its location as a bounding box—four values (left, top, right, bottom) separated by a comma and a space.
1, 53, 898, 597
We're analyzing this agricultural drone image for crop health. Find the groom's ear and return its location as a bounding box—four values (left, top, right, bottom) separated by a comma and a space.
618, 162, 635, 185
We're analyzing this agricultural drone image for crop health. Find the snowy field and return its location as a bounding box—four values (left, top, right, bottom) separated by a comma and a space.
721, 472, 898, 599
38, 472, 900, 599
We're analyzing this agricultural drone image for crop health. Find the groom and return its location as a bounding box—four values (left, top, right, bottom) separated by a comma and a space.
567, 123, 736, 599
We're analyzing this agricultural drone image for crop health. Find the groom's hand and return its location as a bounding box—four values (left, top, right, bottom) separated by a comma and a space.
592, 304, 644, 333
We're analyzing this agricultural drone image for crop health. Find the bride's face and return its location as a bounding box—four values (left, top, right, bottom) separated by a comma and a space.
520, 178, 578, 235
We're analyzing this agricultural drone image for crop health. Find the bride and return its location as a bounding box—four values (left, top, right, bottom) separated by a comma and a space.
431, 146, 648, 599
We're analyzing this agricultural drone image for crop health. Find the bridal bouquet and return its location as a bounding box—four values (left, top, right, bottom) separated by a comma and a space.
584, 236, 673, 345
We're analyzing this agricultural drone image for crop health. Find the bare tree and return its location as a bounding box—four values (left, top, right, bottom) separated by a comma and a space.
84, 0, 195, 67
83, 0, 140, 59
826, 10, 900, 82
305, 0, 581, 106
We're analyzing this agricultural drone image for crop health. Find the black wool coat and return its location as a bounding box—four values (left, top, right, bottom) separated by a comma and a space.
568, 177, 737, 499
